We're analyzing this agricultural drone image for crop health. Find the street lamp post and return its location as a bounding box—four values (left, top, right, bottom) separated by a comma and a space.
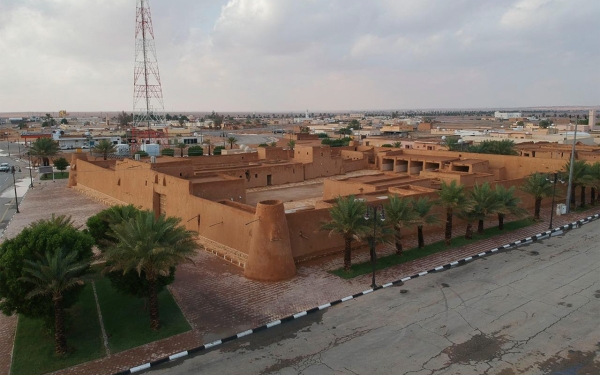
547, 173, 564, 230
364, 204, 386, 289
11, 166, 20, 213
27, 152, 34, 188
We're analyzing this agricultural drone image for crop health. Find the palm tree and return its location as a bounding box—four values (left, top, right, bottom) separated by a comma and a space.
29, 137, 59, 166
563, 161, 592, 208
438, 181, 471, 245
320, 196, 369, 272
227, 137, 238, 149
588, 162, 600, 205
287, 140, 296, 150
104, 210, 197, 330
469, 182, 504, 234
411, 197, 439, 248
20, 249, 90, 355
495, 185, 526, 230
176, 143, 188, 157
520, 173, 554, 220
456, 207, 479, 240
93, 139, 117, 160
385, 195, 417, 255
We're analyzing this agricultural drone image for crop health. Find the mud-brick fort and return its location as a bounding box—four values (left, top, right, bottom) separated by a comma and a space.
69, 143, 572, 281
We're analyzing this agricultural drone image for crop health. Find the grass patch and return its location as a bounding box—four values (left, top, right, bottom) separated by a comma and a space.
331, 217, 535, 279
94, 277, 191, 353
11, 284, 105, 375
40, 172, 69, 180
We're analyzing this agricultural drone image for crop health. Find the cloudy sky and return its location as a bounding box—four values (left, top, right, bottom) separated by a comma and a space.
1, 0, 598, 112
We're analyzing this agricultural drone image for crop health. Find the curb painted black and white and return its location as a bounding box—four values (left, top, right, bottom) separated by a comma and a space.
114, 213, 600, 375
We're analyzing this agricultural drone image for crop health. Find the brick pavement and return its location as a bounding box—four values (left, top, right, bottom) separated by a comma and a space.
0, 181, 597, 375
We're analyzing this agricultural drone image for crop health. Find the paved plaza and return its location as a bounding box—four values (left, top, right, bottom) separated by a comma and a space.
0, 181, 598, 375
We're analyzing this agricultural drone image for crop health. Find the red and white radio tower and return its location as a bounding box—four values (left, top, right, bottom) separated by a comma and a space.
133, 0, 165, 136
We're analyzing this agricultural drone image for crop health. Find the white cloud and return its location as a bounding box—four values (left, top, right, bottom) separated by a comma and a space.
0, 0, 598, 112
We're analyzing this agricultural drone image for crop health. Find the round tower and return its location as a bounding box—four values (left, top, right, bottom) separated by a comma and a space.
244, 200, 296, 281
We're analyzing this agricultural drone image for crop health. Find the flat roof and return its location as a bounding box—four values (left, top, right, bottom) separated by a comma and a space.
382, 155, 459, 162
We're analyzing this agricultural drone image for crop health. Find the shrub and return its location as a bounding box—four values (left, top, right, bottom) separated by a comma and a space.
134, 151, 149, 157
161, 148, 175, 156
187, 146, 203, 156
213, 146, 225, 155
381, 144, 393, 147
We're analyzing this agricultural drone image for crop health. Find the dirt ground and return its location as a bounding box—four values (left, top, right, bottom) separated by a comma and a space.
245, 183, 324, 206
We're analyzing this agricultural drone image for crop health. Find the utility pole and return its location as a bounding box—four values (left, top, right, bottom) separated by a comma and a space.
565, 115, 579, 213
11, 166, 20, 213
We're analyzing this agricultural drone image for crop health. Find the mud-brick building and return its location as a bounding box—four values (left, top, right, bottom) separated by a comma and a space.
69, 146, 568, 282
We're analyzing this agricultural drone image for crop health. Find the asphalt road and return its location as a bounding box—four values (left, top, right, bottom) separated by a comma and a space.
150, 219, 600, 375
0, 141, 35, 238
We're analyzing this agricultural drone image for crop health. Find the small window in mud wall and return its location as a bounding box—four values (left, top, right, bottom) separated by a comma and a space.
155, 175, 159, 184
163, 177, 167, 186
117, 178, 121, 186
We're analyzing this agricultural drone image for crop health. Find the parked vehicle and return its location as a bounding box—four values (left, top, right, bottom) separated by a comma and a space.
0, 163, 10, 172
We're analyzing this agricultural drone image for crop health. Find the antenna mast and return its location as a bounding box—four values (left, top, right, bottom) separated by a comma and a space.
133, 0, 165, 145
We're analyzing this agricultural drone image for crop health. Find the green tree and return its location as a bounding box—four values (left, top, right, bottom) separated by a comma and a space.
516, 121, 524, 127
176, 143, 188, 157
53, 157, 69, 176
187, 146, 203, 156
86, 205, 176, 299
227, 136, 238, 149
117, 111, 132, 126
42, 113, 56, 127
213, 146, 225, 155
393, 142, 402, 148
258, 143, 269, 147
161, 148, 175, 156
539, 120, 551, 128
411, 197, 439, 248
443, 136, 462, 151
588, 162, 600, 205
520, 173, 554, 220
93, 139, 117, 160
385, 196, 417, 255
60, 118, 68, 125
348, 119, 361, 130
320, 196, 369, 272
134, 150, 149, 157
563, 161, 593, 208
103, 210, 198, 330
495, 185, 526, 230
20, 249, 90, 355
438, 181, 471, 245
469, 182, 504, 234
0, 215, 94, 326
29, 137, 60, 166
468, 140, 518, 155
456, 207, 479, 240
270, 142, 277, 147
287, 140, 296, 150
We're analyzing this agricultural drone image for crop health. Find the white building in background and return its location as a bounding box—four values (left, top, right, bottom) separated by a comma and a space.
494, 111, 523, 120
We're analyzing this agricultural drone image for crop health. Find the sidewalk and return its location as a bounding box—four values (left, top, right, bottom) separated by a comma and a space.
0, 181, 596, 375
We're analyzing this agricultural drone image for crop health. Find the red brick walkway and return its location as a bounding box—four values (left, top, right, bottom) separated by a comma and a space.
51, 206, 599, 375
